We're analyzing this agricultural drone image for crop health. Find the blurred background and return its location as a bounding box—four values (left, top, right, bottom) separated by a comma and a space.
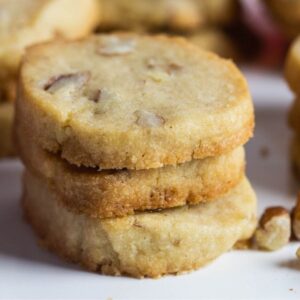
94, 0, 297, 68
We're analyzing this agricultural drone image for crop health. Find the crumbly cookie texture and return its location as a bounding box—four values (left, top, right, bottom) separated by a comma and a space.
23, 172, 257, 278
0, 0, 100, 83
18, 34, 254, 170
0, 103, 15, 158
16, 121, 245, 218
285, 37, 300, 95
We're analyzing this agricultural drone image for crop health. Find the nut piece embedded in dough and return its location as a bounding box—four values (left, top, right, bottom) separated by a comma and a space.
97, 37, 136, 56
255, 207, 291, 251
135, 110, 165, 128
44, 72, 91, 94
292, 194, 300, 240
296, 247, 300, 259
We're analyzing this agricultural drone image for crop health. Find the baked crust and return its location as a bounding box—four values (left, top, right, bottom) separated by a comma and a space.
16, 120, 245, 218
23, 172, 257, 278
17, 34, 254, 170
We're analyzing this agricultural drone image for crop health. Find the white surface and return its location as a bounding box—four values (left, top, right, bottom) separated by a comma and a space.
0, 69, 300, 300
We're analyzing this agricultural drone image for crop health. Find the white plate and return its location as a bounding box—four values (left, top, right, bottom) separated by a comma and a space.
0, 69, 299, 300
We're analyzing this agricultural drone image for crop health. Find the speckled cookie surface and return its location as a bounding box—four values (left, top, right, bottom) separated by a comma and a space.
23, 172, 257, 278
16, 120, 245, 218
0, 0, 100, 83
0, 102, 15, 157
18, 34, 253, 170
285, 37, 300, 95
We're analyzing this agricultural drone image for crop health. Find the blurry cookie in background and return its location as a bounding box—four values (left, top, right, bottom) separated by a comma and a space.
0, 0, 100, 158
98, 0, 200, 31
187, 28, 238, 59
263, 0, 300, 39
97, 0, 239, 32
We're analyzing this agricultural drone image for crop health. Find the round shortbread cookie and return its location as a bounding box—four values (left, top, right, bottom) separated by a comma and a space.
0, 0, 100, 83
285, 37, 300, 95
0, 103, 15, 157
18, 34, 254, 170
187, 28, 237, 59
98, 0, 200, 31
23, 172, 257, 278
16, 121, 245, 218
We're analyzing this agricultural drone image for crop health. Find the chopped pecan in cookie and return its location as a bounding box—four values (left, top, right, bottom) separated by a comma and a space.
44, 71, 91, 94
135, 110, 165, 128
97, 37, 136, 56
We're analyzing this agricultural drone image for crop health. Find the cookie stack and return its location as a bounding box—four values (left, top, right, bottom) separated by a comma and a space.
285, 37, 300, 172
15, 34, 256, 278
0, 0, 100, 158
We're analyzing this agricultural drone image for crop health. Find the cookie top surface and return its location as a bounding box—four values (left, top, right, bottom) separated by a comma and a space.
19, 34, 253, 169
0, 0, 99, 78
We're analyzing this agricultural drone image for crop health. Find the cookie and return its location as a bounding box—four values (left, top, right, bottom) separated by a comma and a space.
0, 0, 100, 87
187, 28, 237, 58
16, 120, 245, 218
17, 34, 254, 170
98, 0, 200, 31
196, 0, 238, 26
0, 103, 15, 157
263, 0, 300, 30
23, 171, 257, 278
285, 37, 300, 95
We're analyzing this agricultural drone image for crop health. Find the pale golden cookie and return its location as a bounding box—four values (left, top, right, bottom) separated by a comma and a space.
0, 0, 100, 86
17, 34, 254, 170
16, 121, 245, 218
23, 172, 257, 278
